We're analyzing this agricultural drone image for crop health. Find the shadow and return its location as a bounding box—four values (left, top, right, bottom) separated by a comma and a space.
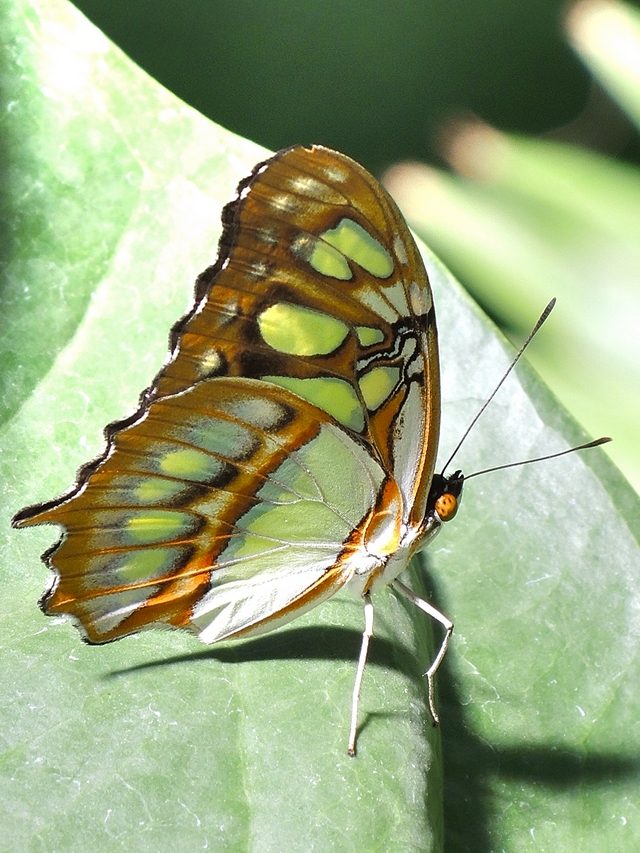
440, 675, 640, 851
490, 744, 640, 788
107, 570, 640, 852
106, 625, 406, 678
417, 567, 640, 853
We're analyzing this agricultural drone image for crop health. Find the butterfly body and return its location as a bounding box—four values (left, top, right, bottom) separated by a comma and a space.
14, 144, 461, 753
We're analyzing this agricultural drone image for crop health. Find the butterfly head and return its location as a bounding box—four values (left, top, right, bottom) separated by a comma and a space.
428, 470, 464, 524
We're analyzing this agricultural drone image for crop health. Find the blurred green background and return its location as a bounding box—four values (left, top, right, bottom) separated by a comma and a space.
70, 0, 640, 172
70, 0, 640, 489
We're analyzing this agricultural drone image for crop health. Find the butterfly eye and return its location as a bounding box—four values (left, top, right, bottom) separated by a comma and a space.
434, 492, 459, 522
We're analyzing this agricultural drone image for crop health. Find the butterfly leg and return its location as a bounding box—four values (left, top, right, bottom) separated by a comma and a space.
347, 590, 374, 757
391, 578, 453, 726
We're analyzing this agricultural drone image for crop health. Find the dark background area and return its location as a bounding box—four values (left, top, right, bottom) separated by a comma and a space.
71, 0, 640, 176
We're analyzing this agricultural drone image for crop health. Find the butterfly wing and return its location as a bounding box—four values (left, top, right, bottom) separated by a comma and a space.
14, 145, 440, 644
150, 145, 441, 527
16, 378, 386, 643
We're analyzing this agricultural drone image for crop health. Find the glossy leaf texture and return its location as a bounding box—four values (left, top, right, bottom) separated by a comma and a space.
2, 2, 640, 853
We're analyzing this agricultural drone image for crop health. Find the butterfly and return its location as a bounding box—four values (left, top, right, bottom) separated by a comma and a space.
12, 144, 495, 755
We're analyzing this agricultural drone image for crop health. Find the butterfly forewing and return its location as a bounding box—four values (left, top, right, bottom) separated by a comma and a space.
151, 146, 441, 523
14, 144, 440, 651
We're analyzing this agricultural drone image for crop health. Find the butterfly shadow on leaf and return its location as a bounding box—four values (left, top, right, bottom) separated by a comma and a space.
104, 622, 416, 745
102, 566, 640, 851
419, 572, 640, 853
104, 624, 405, 678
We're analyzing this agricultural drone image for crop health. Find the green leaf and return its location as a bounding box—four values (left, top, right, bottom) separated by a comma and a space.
2, 2, 640, 852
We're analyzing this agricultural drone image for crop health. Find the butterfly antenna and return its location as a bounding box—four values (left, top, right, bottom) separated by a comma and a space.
441, 298, 556, 476
464, 436, 611, 481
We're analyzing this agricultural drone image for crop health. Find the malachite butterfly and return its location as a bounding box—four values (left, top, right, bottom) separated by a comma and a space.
12, 144, 607, 756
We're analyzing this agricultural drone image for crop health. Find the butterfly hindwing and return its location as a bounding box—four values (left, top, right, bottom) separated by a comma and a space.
21, 377, 387, 643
